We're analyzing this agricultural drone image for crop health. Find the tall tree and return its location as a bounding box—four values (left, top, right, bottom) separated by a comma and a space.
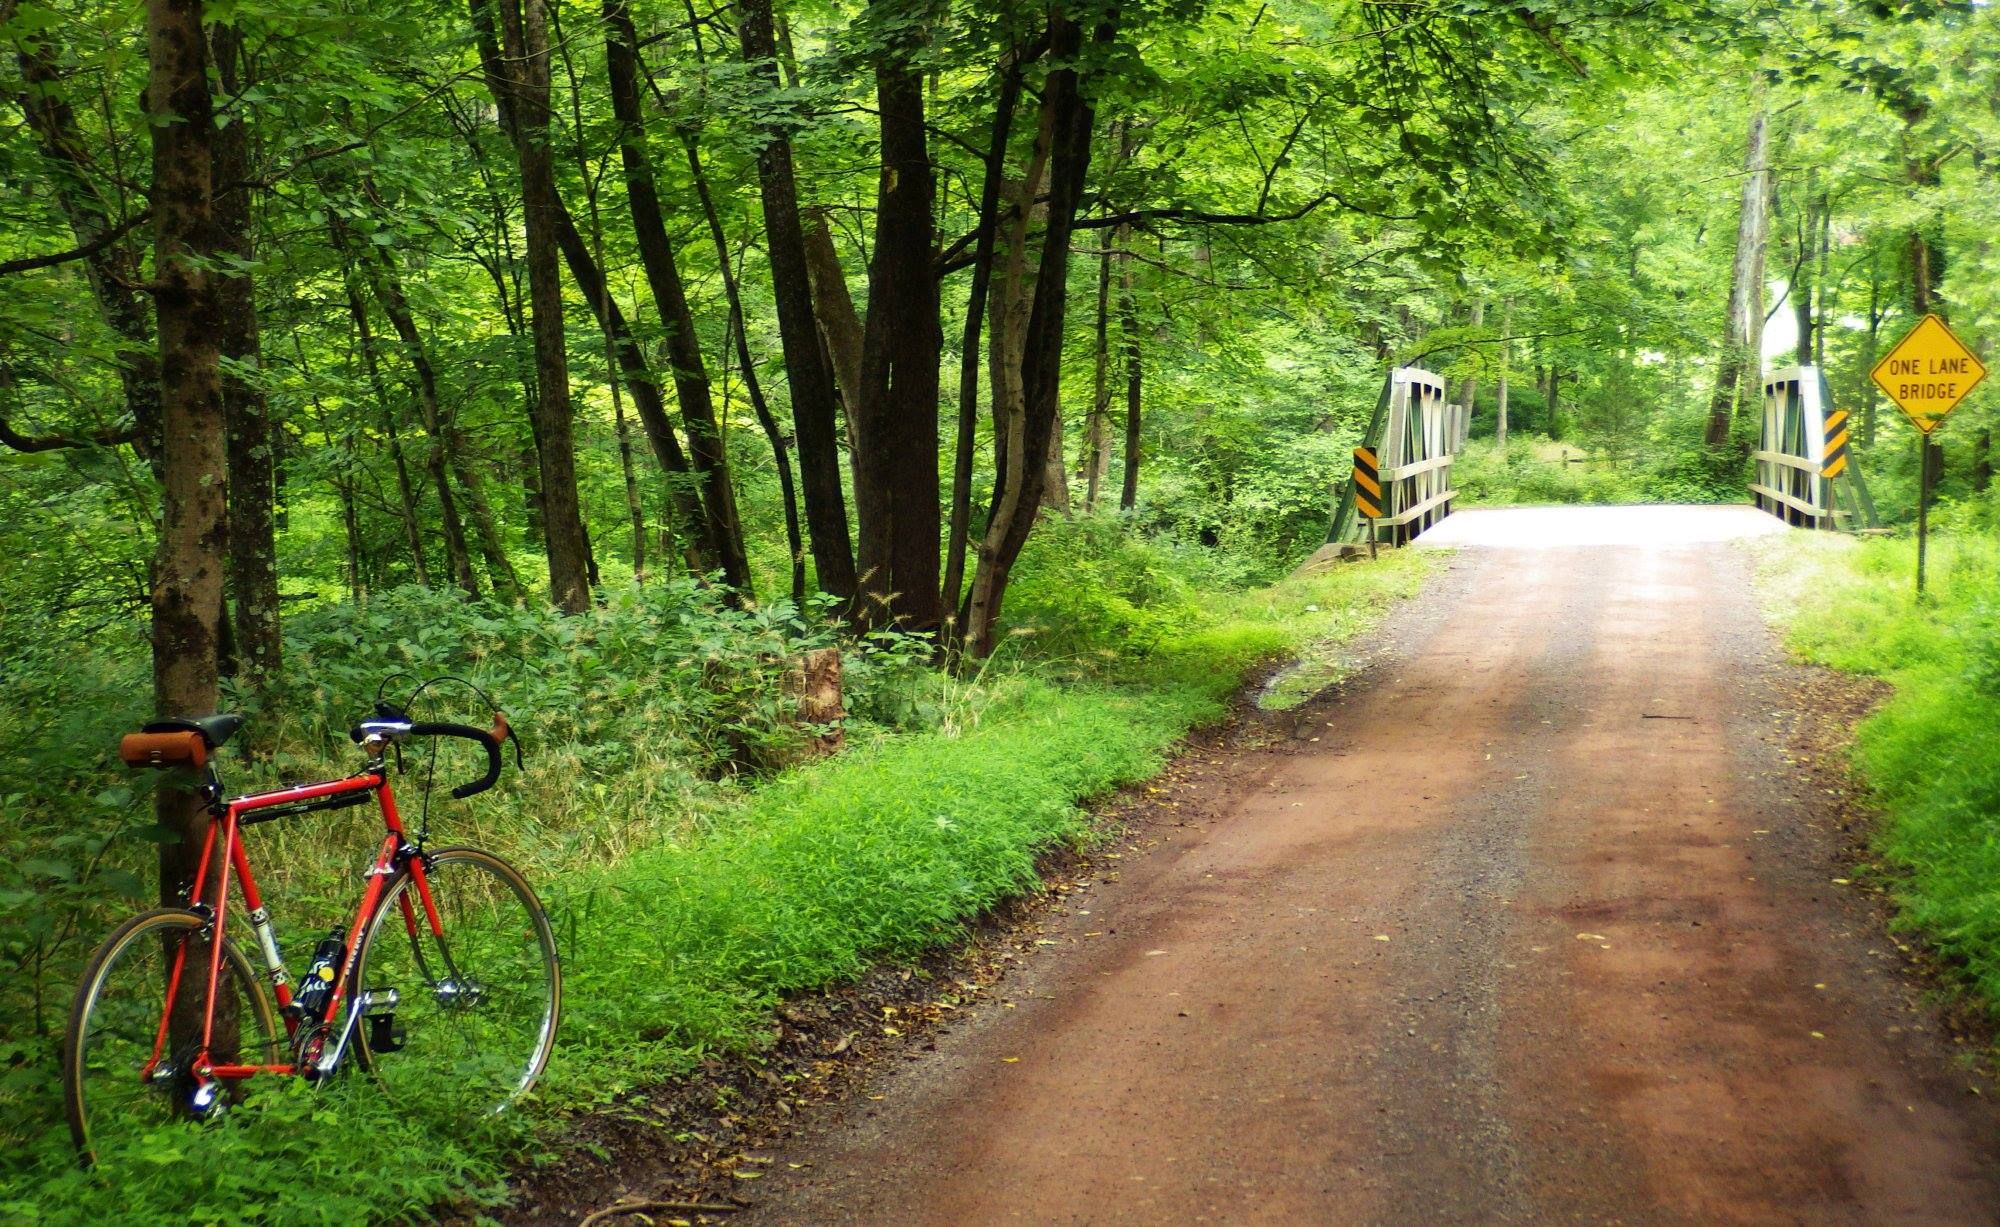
143, 0, 231, 1071
851, 0, 944, 629
1118, 220, 1142, 512
966, 11, 1113, 656
942, 45, 1030, 627
211, 24, 279, 683
495, 0, 592, 612
603, 0, 752, 593
737, 0, 857, 603
1704, 98, 1770, 450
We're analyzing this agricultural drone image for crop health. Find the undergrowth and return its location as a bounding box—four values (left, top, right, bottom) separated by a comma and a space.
0, 521, 1432, 1222
1758, 521, 2000, 1014
1454, 436, 1742, 506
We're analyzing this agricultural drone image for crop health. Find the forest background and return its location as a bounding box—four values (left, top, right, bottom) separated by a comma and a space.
4, 0, 2000, 1219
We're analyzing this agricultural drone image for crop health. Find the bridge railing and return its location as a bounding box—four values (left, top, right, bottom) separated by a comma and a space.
1753, 366, 1877, 531
1326, 366, 1457, 549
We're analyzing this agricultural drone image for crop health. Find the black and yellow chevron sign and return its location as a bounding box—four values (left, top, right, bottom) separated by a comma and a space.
1353, 446, 1382, 519
1822, 410, 1849, 480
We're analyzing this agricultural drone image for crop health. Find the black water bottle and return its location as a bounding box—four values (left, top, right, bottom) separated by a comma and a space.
295, 926, 346, 1021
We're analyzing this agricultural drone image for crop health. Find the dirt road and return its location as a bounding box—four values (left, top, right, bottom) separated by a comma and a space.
737, 506, 2000, 1226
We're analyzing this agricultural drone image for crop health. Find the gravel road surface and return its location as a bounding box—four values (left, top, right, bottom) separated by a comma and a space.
735, 506, 2000, 1226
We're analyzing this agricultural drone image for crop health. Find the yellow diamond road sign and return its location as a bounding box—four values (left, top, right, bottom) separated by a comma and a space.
1869, 313, 1987, 435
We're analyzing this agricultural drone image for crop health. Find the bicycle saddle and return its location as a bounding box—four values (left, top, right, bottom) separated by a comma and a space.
144, 713, 246, 749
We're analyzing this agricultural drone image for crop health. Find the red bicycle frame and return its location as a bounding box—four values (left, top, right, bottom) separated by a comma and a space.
141, 769, 444, 1088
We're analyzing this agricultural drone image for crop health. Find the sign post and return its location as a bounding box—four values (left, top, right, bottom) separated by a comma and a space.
1868, 313, 1988, 597
1353, 446, 1381, 561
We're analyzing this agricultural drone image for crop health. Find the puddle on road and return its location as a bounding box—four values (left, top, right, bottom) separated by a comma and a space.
1257, 644, 1371, 711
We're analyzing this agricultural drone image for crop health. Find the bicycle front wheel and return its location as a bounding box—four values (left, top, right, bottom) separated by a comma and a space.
64, 908, 281, 1167
352, 846, 560, 1114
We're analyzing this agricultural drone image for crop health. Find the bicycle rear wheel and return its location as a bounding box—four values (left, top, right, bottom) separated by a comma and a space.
64, 908, 281, 1167
352, 846, 559, 1114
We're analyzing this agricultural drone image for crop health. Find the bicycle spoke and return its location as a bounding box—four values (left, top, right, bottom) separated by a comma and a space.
354, 849, 558, 1115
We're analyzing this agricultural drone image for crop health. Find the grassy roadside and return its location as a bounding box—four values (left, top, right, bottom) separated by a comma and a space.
2, 542, 1433, 1223
1756, 529, 2000, 1017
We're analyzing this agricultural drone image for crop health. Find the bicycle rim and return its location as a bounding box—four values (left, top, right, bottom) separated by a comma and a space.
353, 847, 560, 1114
64, 909, 280, 1167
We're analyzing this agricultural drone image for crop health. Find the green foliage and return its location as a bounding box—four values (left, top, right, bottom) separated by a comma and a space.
1760, 527, 2000, 1009
1454, 437, 1742, 507
0, 540, 1429, 1222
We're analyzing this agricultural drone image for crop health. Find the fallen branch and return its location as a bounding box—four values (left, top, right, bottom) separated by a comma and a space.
578, 1199, 743, 1226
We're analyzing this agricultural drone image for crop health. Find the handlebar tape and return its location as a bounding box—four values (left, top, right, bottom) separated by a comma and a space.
408, 721, 503, 799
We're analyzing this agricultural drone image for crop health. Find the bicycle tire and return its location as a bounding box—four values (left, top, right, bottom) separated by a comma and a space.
64, 908, 280, 1167
350, 846, 560, 1114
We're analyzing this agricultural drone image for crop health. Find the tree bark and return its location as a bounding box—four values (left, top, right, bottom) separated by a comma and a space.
1084, 241, 1113, 511
603, 0, 752, 593
211, 24, 279, 684
852, 11, 944, 630
804, 209, 866, 453
942, 49, 1027, 631
966, 12, 1112, 657
1458, 299, 1483, 448
497, 0, 592, 612
737, 0, 857, 603
1118, 221, 1142, 512
1495, 299, 1512, 448
1704, 100, 1770, 450
1815, 194, 1832, 370
145, 0, 233, 1061
1861, 246, 1885, 447
681, 127, 806, 606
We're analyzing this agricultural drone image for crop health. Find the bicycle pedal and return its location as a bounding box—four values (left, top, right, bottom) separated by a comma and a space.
367, 1012, 406, 1054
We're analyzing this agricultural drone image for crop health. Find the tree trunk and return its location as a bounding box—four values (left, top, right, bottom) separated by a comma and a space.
497, 0, 591, 612
350, 237, 481, 597
1861, 247, 1884, 447
1811, 185, 1831, 368
1704, 99, 1770, 450
942, 50, 1028, 631
211, 25, 279, 685
682, 127, 806, 606
145, 0, 234, 1061
804, 209, 866, 453
1458, 299, 1483, 449
1793, 177, 1817, 368
1042, 413, 1071, 514
851, 17, 944, 630
450, 447, 520, 600
339, 267, 431, 587
1118, 220, 1142, 512
603, 0, 752, 594
966, 13, 1112, 657
737, 0, 856, 603
1495, 299, 1512, 448
291, 332, 367, 599
1084, 242, 1113, 511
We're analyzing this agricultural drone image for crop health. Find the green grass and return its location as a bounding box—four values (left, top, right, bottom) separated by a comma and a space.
1758, 529, 2000, 1011
0, 534, 1433, 1223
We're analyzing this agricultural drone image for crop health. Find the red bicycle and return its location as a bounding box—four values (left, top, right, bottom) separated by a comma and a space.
62, 683, 561, 1167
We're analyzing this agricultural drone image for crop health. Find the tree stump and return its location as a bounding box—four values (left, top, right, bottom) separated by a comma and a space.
785, 647, 846, 759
